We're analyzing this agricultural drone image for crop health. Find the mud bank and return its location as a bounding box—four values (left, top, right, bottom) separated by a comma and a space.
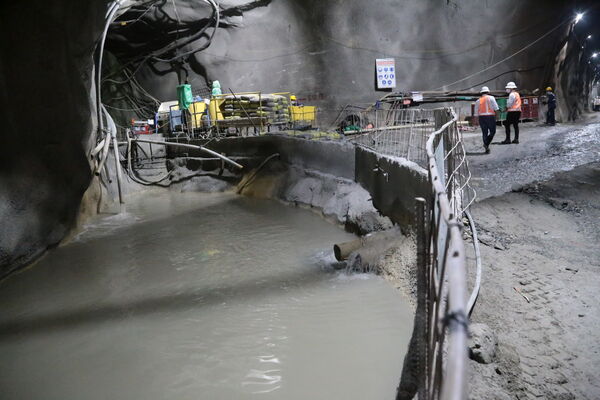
467, 162, 600, 400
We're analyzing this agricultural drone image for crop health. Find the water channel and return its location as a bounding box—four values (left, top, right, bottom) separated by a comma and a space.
0, 191, 413, 399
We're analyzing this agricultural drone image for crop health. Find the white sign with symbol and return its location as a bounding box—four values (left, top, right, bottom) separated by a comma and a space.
376, 58, 396, 89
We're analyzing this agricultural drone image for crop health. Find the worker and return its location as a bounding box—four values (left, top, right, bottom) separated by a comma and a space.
545, 86, 557, 126
474, 86, 499, 154
290, 94, 298, 106
502, 81, 521, 144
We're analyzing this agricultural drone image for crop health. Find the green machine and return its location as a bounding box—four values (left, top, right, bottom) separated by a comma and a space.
177, 84, 193, 110
496, 97, 508, 121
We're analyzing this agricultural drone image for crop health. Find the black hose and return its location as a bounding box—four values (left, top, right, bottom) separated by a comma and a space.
459, 66, 545, 91
152, 0, 219, 63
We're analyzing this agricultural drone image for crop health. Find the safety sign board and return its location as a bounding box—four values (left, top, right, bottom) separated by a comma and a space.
376, 58, 396, 89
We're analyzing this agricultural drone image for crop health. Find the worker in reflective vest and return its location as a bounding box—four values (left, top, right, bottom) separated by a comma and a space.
502, 81, 521, 144
474, 86, 499, 154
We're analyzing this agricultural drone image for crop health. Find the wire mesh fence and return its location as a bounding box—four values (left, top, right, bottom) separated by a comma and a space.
421, 108, 469, 400
346, 107, 478, 399
345, 108, 434, 167
346, 106, 475, 215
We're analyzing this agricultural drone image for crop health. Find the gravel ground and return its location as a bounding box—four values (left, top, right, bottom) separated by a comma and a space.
463, 113, 600, 200
463, 114, 600, 399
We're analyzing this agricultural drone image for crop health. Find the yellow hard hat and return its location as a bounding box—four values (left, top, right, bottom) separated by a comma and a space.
546, 86, 553, 91
290, 95, 297, 101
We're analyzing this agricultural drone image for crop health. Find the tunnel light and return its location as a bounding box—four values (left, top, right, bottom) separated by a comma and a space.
592, 52, 598, 58
588, 35, 593, 40
575, 12, 584, 24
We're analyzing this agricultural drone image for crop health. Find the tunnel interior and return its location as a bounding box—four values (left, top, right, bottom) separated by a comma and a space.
1, 1, 600, 399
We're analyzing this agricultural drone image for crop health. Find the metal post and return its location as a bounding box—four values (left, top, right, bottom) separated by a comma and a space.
415, 197, 428, 399
112, 135, 124, 204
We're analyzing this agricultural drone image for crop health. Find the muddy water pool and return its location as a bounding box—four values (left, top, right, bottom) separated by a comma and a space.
0, 191, 413, 399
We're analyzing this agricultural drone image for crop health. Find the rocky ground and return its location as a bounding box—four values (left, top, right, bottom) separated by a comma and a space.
462, 115, 600, 399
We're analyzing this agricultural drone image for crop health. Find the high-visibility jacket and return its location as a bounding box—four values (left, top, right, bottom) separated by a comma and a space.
507, 92, 522, 112
475, 95, 499, 116
477, 95, 498, 116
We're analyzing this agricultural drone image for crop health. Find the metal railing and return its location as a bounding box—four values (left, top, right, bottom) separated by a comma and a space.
348, 107, 479, 399
346, 107, 434, 167
420, 108, 469, 399
346, 106, 475, 212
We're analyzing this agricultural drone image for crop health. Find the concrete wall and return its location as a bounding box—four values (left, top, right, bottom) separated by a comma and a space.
168, 135, 428, 226
355, 148, 429, 227
168, 135, 356, 179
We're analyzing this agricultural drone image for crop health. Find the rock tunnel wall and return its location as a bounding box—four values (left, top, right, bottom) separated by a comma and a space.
1, 0, 598, 277
115, 0, 588, 124
0, 1, 106, 278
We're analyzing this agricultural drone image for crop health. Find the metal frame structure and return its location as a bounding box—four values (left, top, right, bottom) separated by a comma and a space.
349, 107, 481, 400
421, 108, 469, 399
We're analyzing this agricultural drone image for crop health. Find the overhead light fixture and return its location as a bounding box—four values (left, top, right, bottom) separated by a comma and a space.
575, 12, 584, 24
593, 52, 598, 58
588, 35, 593, 40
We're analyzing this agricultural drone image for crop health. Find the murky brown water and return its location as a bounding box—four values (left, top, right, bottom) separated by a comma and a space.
0, 191, 413, 399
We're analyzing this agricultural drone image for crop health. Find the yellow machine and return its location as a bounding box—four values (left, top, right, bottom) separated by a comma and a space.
208, 98, 225, 122
189, 101, 207, 128
290, 105, 316, 122
161, 90, 318, 135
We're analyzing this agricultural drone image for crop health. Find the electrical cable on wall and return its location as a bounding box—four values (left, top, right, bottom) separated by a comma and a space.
433, 18, 571, 90
458, 65, 545, 91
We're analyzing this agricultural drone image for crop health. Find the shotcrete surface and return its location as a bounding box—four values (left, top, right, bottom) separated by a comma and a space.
0, 191, 413, 400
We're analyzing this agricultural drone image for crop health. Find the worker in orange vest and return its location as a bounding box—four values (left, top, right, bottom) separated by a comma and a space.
474, 86, 499, 154
502, 81, 521, 144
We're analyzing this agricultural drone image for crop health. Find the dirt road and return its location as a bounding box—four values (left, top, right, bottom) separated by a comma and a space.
464, 115, 600, 399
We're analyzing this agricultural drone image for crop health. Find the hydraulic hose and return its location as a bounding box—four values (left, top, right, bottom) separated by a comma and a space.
126, 135, 172, 186
96, 105, 116, 175
97, 1, 122, 140
465, 209, 482, 317
152, 0, 219, 63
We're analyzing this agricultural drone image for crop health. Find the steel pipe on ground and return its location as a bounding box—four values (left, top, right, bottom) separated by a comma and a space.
132, 139, 244, 170
333, 228, 401, 261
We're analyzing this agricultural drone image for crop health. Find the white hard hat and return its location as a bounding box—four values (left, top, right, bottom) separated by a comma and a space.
480, 86, 490, 93
506, 81, 517, 89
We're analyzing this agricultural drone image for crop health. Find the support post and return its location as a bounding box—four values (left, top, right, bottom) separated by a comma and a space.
112, 135, 124, 204
415, 197, 428, 399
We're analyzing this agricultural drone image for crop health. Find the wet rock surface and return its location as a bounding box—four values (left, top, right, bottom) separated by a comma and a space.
0, 1, 106, 278
240, 161, 394, 235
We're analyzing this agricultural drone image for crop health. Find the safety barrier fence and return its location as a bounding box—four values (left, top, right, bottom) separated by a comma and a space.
349, 107, 479, 400
420, 108, 469, 399
345, 108, 433, 167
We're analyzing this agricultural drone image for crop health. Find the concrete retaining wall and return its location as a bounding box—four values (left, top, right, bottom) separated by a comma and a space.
168, 135, 355, 179
169, 135, 428, 227
355, 147, 428, 227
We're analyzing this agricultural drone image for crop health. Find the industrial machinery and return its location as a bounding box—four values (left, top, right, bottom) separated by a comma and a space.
156, 90, 318, 137
131, 119, 154, 135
